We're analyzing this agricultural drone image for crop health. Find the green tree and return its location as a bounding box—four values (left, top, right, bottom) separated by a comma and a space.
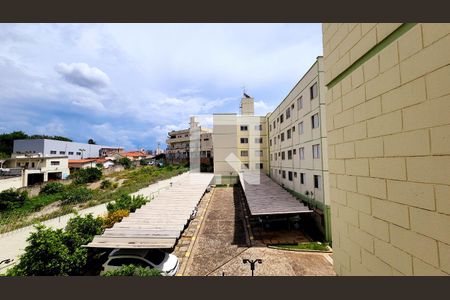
88, 139, 96, 144
107, 194, 148, 213
61, 185, 93, 205
70, 168, 102, 184
64, 214, 103, 247
0, 131, 28, 155
40, 182, 65, 195
117, 157, 132, 169
0, 189, 28, 212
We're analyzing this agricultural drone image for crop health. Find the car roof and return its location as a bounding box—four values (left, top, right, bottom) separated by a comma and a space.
110, 248, 150, 258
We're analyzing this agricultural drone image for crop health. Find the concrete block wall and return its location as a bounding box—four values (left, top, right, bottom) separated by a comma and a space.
322, 23, 450, 275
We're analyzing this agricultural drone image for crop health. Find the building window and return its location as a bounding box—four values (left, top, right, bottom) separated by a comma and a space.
310, 82, 318, 99
68, 151, 74, 155
281, 151, 285, 160
273, 121, 276, 129
287, 150, 292, 160
293, 149, 297, 155
291, 103, 295, 110
50, 161, 60, 166
292, 126, 295, 132
278, 170, 281, 175
240, 138, 248, 144
241, 150, 249, 157
76, 152, 82, 155
242, 163, 249, 169
274, 137, 276, 145
280, 114, 284, 123
300, 173, 305, 184
274, 153, 277, 161
255, 124, 263, 131
286, 107, 291, 119
256, 163, 263, 169
282, 170, 286, 179
299, 122, 304, 135
294, 172, 297, 178
270, 139, 272, 147
31, 162, 35, 168
299, 147, 305, 160
278, 152, 281, 157
240, 125, 248, 131
269, 124, 272, 132
312, 113, 320, 129
287, 129, 291, 139
270, 154, 272, 161
281, 132, 285, 142
255, 150, 263, 157
50, 150, 57, 154
255, 137, 263, 144
314, 175, 321, 190
59, 151, 65, 155
297, 96, 303, 110
203, 138, 209, 141
313, 144, 321, 159
288, 171, 293, 181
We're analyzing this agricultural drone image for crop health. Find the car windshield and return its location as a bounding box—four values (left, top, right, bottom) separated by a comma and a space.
144, 250, 166, 265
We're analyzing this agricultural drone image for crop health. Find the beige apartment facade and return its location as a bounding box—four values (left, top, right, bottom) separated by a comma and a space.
323, 23, 450, 275
267, 57, 331, 240
213, 95, 269, 183
166, 117, 213, 162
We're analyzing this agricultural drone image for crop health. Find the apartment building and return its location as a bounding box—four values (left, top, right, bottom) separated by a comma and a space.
213, 94, 269, 183
166, 117, 213, 162
323, 23, 450, 275
13, 139, 123, 160
267, 57, 330, 240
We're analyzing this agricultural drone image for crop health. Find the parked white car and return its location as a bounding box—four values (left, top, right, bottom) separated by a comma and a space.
101, 249, 179, 276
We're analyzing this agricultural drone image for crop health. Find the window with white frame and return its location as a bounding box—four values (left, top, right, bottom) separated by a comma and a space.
287, 150, 292, 160
281, 132, 285, 142
255, 150, 263, 157
313, 144, 321, 159
300, 173, 305, 184
240, 138, 248, 144
255, 137, 263, 144
241, 150, 249, 157
310, 82, 318, 99
314, 175, 321, 190
281, 151, 285, 160
299, 121, 304, 134
312, 113, 319, 129
280, 114, 284, 123
256, 163, 263, 169
240, 125, 248, 131
286, 107, 291, 119
287, 129, 291, 139
255, 124, 263, 131
288, 171, 293, 181
297, 96, 303, 110
299, 147, 305, 160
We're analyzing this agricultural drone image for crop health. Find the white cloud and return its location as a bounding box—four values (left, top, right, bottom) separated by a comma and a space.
55, 62, 111, 90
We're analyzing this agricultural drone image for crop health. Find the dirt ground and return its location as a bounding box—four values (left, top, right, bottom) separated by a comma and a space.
183, 186, 335, 276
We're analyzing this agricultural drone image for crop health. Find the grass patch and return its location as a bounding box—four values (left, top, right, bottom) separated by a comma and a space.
0, 165, 188, 234
269, 242, 330, 252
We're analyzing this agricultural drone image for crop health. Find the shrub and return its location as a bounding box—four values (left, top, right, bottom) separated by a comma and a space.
102, 209, 130, 229
106, 194, 148, 213
71, 168, 102, 184
117, 157, 132, 169
65, 214, 103, 246
102, 264, 161, 276
112, 182, 119, 189
0, 189, 28, 211
40, 182, 65, 195
6, 224, 87, 276
100, 179, 112, 189
61, 185, 93, 205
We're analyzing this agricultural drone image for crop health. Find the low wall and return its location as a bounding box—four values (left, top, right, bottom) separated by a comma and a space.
0, 176, 23, 192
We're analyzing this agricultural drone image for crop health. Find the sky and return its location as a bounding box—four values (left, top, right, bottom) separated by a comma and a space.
0, 23, 323, 151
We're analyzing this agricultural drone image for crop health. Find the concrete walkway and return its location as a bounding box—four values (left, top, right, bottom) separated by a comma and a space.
0, 173, 187, 274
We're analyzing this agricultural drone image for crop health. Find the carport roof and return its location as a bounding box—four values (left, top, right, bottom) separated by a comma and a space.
239, 172, 312, 216
85, 172, 213, 249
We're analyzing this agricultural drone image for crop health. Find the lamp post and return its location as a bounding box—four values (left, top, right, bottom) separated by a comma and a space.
243, 258, 262, 276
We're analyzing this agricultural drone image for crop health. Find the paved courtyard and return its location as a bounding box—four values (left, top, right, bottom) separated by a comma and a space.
183, 186, 335, 276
